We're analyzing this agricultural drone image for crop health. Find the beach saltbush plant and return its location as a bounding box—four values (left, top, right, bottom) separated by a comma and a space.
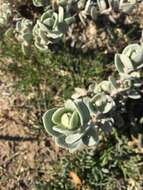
33, 6, 75, 51
12, 0, 141, 53
0, 2, 12, 26
15, 18, 33, 55
42, 43, 143, 152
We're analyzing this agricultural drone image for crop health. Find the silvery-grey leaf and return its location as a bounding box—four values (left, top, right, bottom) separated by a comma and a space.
65, 133, 83, 144
82, 125, 99, 146
115, 54, 125, 73
42, 108, 61, 137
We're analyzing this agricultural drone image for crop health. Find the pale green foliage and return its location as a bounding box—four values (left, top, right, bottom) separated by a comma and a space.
33, 6, 74, 51
32, 0, 49, 7
32, 0, 138, 27
115, 43, 143, 74
43, 43, 143, 152
42, 99, 93, 152
89, 93, 115, 114
13, 0, 140, 52
15, 18, 33, 55
33, 0, 67, 7
115, 43, 143, 99
64, 0, 137, 23
97, 0, 137, 13
0, 2, 12, 26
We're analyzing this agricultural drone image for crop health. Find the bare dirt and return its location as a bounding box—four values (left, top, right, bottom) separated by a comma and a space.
0, 58, 64, 190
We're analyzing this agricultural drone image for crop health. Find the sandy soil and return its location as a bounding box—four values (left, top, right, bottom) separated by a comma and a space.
0, 58, 63, 190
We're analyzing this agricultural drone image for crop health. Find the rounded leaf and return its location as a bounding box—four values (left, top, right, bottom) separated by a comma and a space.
65, 99, 90, 126
90, 93, 115, 114
82, 125, 99, 146
74, 99, 90, 125
69, 111, 80, 130
55, 136, 83, 151
52, 107, 72, 126
128, 90, 141, 99
120, 54, 134, 73
122, 44, 140, 56
109, 76, 118, 89
115, 54, 125, 73
65, 133, 83, 144
42, 108, 61, 137
58, 6, 64, 23
43, 18, 54, 27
